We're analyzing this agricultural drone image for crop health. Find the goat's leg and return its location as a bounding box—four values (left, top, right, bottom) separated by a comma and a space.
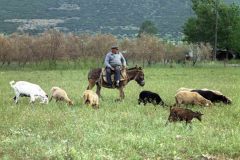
143, 99, 147, 105
165, 120, 170, 126
89, 100, 94, 107
49, 96, 53, 102
165, 115, 173, 126
84, 98, 90, 104
14, 93, 20, 104
95, 104, 99, 109
30, 95, 36, 104
40, 97, 46, 104
92, 102, 99, 109
175, 97, 181, 107
194, 100, 202, 106
152, 99, 157, 106
138, 99, 142, 105
187, 121, 193, 130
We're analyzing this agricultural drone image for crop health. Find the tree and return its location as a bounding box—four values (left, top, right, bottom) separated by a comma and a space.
138, 20, 158, 37
229, 20, 240, 57
183, 0, 240, 56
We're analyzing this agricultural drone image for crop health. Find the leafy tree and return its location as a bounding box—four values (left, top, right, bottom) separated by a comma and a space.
138, 20, 158, 37
183, 0, 240, 53
229, 20, 240, 57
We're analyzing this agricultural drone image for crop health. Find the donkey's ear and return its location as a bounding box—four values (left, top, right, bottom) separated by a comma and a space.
135, 65, 138, 68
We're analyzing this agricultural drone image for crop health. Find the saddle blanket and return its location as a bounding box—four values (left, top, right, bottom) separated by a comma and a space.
101, 68, 127, 83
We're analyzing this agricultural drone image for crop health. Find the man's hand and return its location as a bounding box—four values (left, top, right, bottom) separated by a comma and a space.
110, 67, 115, 71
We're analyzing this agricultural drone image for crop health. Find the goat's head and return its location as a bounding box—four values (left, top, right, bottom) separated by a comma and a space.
194, 111, 203, 121
205, 99, 213, 107
221, 95, 232, 104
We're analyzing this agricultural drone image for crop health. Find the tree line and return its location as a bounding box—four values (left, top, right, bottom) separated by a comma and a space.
0, 30, 213, 68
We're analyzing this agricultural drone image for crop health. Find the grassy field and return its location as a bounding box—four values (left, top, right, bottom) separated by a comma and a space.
0, 66, 240, 159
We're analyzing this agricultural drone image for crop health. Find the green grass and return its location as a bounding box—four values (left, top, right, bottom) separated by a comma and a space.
0, 67, 240, 159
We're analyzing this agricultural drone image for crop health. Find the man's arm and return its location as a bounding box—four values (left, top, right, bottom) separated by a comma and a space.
104, 53, 113, 68
120, 53, 127, 67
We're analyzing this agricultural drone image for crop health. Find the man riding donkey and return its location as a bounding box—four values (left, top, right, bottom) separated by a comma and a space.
104, 45, 127, 88
87, 45, 144, 100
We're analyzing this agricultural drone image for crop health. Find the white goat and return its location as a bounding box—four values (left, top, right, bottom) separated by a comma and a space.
50, 87, 73, 105
10, 81, 48, 104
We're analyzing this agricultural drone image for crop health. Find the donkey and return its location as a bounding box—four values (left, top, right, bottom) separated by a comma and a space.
87, 66, 145, 100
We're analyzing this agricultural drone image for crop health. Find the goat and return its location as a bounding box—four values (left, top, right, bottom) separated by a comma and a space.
10, 80, 48, 104
177, 87, 223, 95
166, 106, 203, 125
191, 90, 231, 104
138, 90, 164, 106
83, 90, 99, 109
50, 87, 73, 105
175, 91, 212, 107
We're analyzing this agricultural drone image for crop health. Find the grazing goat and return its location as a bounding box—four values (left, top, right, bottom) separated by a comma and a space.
83, 90, 99, 109
50, 87, 73, 105
201, 88, 223, 95
176, 87, 193, 93
177, 87, 231, 104
175, 91, 212, 107
10, 81, 48, 104
138, 90, 164, 106
166, 106, 203, 125
177, 87, 223, 95
191, 90, 231, 104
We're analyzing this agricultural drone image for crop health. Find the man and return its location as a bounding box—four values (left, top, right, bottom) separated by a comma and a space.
104, 45, 127, 87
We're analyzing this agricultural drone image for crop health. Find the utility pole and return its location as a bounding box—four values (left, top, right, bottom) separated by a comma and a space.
213, 0, 219, 61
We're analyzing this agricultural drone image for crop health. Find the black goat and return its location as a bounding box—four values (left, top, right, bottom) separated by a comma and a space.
191, 90, 231, 104
138, 90, 164, 106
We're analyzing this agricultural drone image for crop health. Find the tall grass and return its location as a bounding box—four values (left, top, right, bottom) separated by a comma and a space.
0, 67, 239, 159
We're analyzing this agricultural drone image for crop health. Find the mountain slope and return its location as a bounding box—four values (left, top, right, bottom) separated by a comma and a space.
0, 0, 239, 39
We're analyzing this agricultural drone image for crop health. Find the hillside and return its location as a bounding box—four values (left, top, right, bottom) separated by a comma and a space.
0, 0, 239, 39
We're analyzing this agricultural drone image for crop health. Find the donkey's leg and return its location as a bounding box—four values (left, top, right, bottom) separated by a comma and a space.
87, 79, 96, 90
96, 84, 102, 98
119, 87, 125, 100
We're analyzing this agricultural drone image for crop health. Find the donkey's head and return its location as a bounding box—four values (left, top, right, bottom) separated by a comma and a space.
133, 66, 145, 86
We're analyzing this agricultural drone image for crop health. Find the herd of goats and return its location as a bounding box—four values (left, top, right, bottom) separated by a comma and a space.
9, 80, 232, 126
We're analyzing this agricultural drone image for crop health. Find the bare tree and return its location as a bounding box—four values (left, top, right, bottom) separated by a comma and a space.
0, 36, 13, 66
0, 32, 214, 68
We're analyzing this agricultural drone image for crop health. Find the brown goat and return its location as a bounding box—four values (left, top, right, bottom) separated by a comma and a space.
166, 106, 203, 125
50, 87, 73, 106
